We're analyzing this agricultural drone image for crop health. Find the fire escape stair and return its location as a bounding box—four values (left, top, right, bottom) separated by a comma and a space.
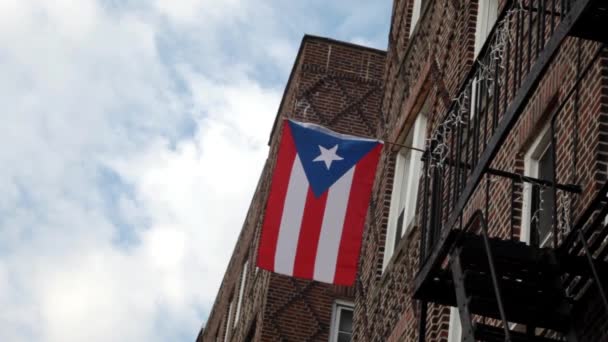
412, 0, 608, 339
456, 235, 570, 329
413, 202, 608, 341
570, 0, 608, 44
414, 231, 572, 342
472, 324, 565, 342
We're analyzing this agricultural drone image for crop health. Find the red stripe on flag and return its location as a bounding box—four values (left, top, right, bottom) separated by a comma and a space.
257, 121, 297, 271
333, 144, 382, 285
292, 188, 328, 279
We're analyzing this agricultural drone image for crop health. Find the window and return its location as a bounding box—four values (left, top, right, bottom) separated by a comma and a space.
470, 77, 479, 120
409, 0, 427, 36
470, 72, 493, 121
383, 113, 427, 270
244, 319, 257, 342
330, 301, 354, 342
447, 308, 462, 342
471, 0, 499, 127
234, 260, 248, 325
474, 0, 499, 57
224, 297, 235, 342
522, 124, 554, 247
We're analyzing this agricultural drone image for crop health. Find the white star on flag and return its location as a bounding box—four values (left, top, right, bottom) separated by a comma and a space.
313, 144, 343, 170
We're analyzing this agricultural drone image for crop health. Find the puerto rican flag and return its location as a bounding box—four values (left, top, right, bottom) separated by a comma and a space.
257, 119, 382, 285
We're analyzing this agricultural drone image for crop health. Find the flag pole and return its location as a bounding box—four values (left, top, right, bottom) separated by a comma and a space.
281, 117, 426, 153
380, 140, 426, 153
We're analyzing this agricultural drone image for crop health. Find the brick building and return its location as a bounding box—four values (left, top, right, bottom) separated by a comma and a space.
200, 0, 608, 341
355, 0, 608, 341
197, 35, 386, 342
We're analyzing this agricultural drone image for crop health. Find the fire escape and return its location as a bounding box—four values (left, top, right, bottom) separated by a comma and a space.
413, 1, 608, 341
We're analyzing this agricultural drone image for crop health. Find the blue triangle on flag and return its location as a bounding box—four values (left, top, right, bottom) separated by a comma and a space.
288, 120, 380, 197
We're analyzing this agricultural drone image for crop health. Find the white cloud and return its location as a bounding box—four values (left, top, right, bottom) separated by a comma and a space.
109, 74, 280, 301
0, 0, 389, 341
155, 0, 245, 25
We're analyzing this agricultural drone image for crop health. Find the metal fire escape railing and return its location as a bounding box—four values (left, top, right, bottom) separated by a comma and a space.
413, 0, 608, 341
418, 0, 596, 266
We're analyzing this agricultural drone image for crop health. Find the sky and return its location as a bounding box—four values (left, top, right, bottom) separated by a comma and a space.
0, 1, 390, 341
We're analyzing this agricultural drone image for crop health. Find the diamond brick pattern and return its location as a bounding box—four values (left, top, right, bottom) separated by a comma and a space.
198, 36, 385, 342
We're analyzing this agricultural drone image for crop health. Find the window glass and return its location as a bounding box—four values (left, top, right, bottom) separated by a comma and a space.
330, 302, 354, 342
382, 108, 428, 269
338, 308, 353, 332
398, 152, 411, 215
393, 149, 410, 251
383, 112, 427, 269
474, 0, 499, 57
409, 0, 432, 36
409, 0, 422, 36
234, 260, 248, 325
535, 144, 554, 244
523, 124, 554, 247
394, 210, 405, 252
334, 306, 353, 342
224, 298, 234, 342
337, 333, 351, 342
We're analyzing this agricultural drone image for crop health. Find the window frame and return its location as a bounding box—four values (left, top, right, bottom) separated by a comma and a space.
522, 123, 554, 247
224, 295, 235, 342
329, 300, 354, 342
409, 0, 423, 36
234, 259, 249, 325
383, 113, 427, 270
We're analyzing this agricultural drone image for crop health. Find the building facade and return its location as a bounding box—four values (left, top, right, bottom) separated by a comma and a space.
201, 0, 608, 341
355, 0, 608, 341
198, 36, 386, 342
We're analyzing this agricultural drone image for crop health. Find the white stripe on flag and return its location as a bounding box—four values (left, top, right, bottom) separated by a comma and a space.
274, 156, 308, 276
313, 166, 354, 283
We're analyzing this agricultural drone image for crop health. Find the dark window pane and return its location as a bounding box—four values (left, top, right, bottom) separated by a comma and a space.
394, 209, 405, 251
339, 308, 353, 333
538, 187, 554, 243
530, 185, 540, 247
338, 332, 352, 342
538, 144, 553, 182
537, 144, 554, 244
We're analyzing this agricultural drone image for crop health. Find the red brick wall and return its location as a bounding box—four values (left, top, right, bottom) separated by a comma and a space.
199, 35, 386, 342
356, 1, 608, 341
202, 3, 608, 342
355, 1, 478, 341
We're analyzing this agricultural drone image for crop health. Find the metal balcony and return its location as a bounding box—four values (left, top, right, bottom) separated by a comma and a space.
413, 0, 608, 340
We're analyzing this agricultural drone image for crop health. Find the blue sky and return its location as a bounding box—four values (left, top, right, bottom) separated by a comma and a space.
0, 1, 390, 341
